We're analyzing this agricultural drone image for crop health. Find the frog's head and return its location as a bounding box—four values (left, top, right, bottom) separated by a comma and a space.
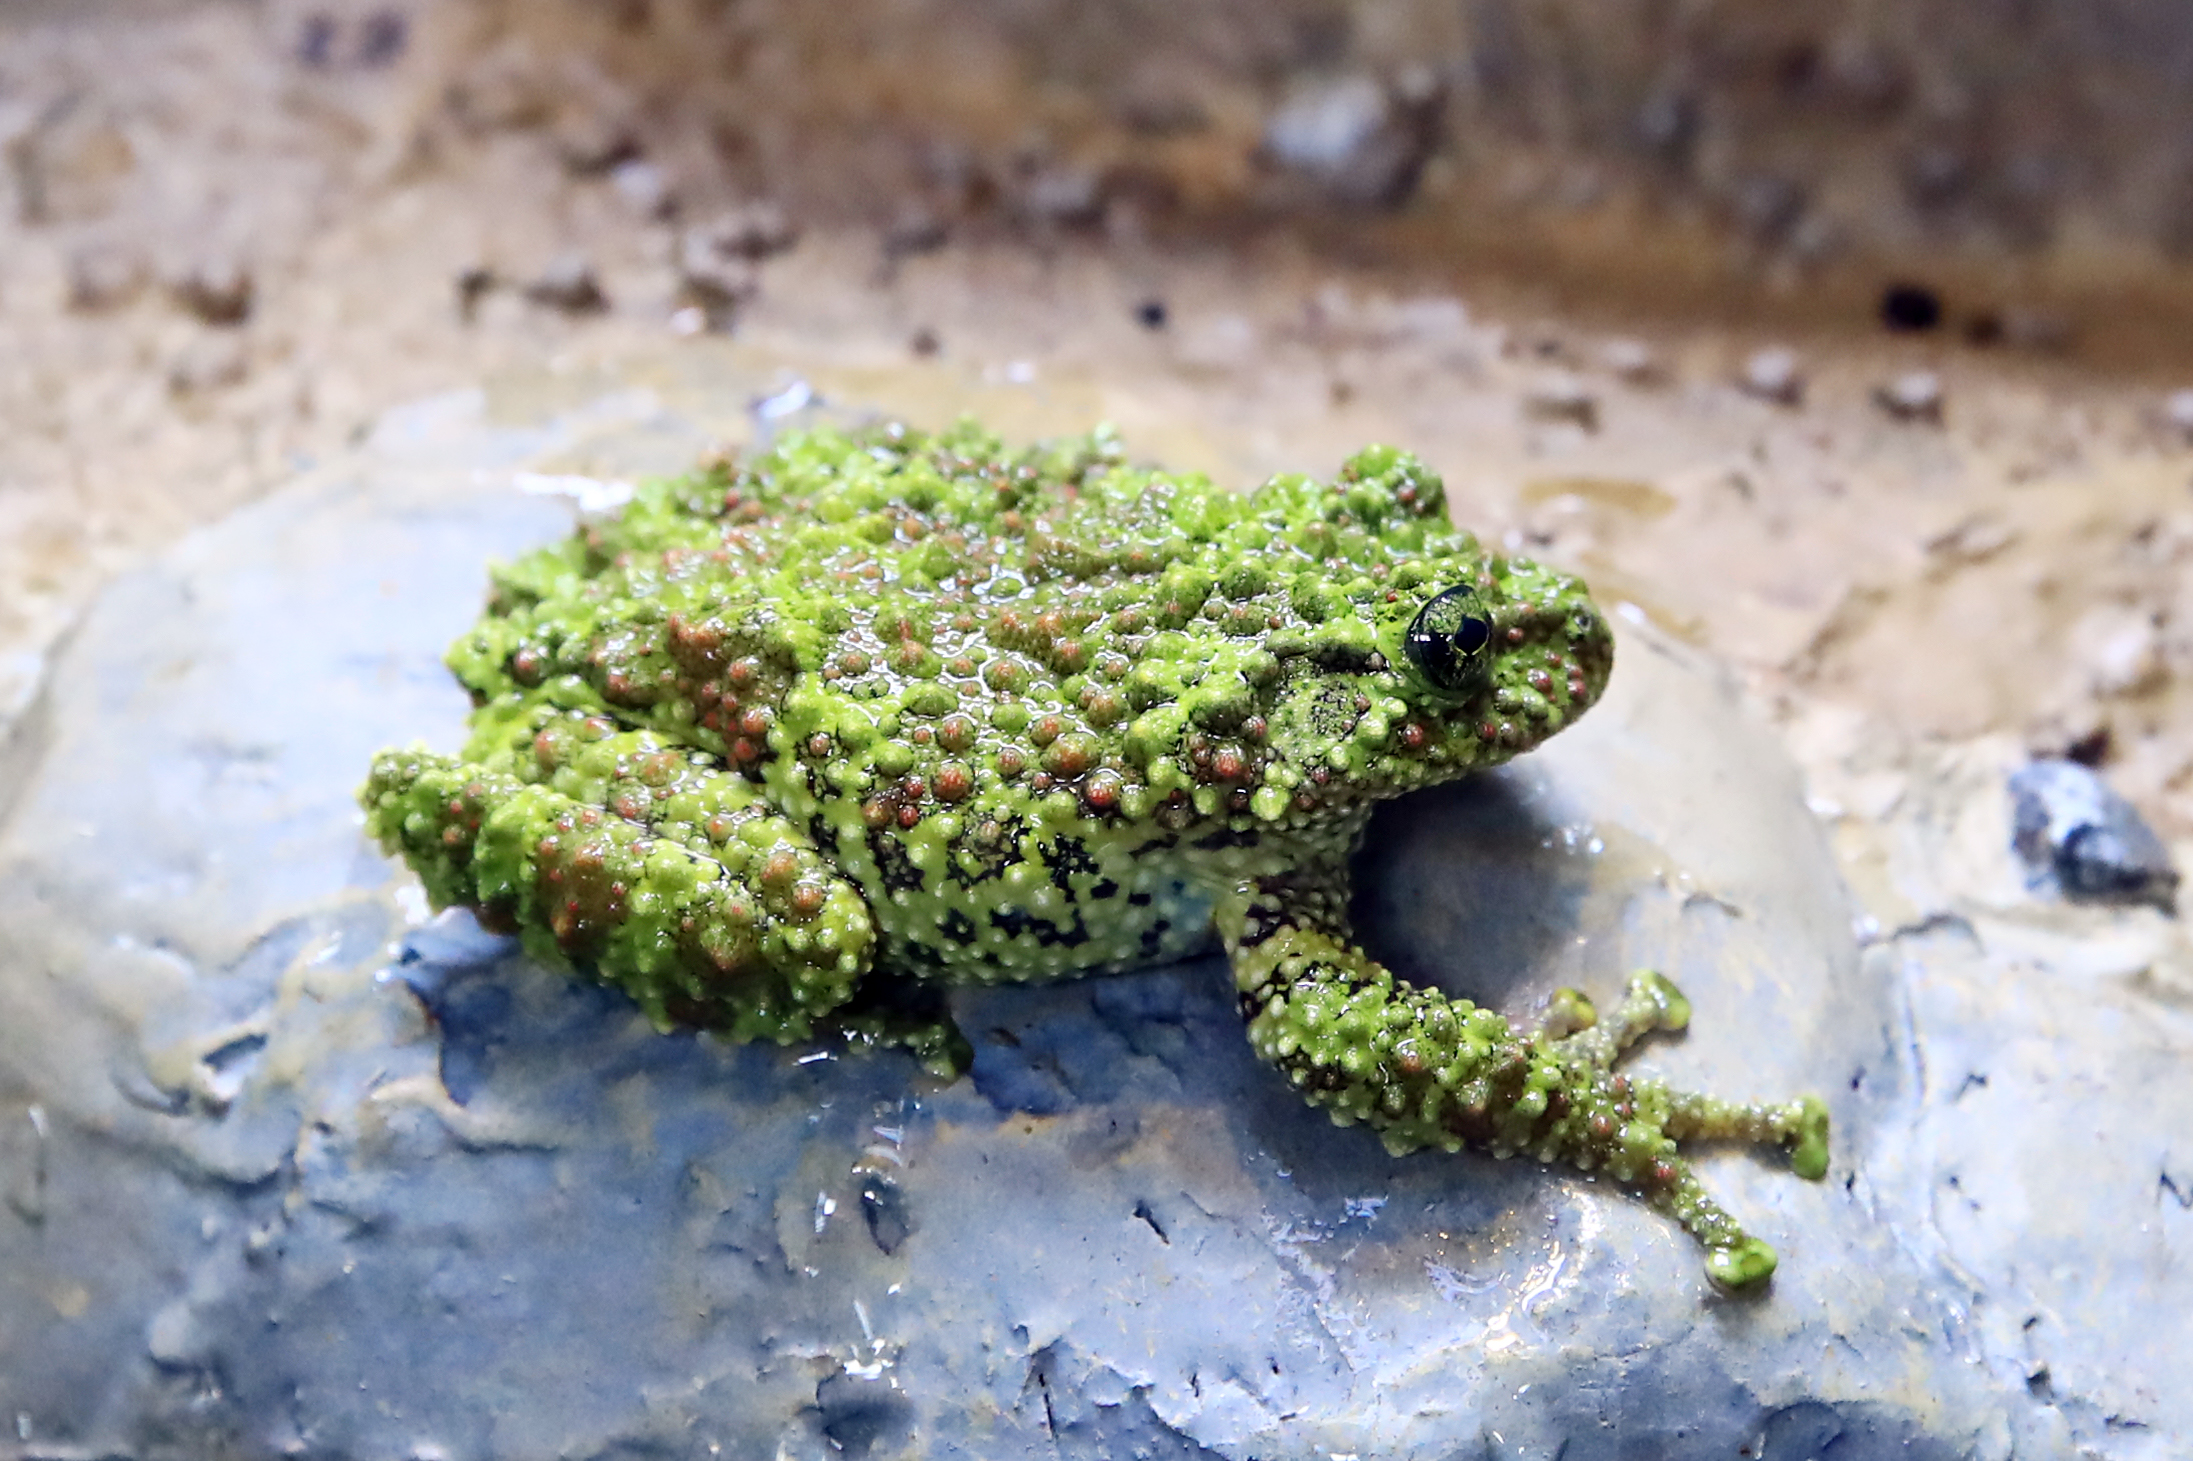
1247, 447, 1615, 822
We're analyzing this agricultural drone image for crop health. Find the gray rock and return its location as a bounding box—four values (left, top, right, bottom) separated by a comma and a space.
2010, 759, 2180, 909
1847, 735, 2193, 1458
0, 388, 2034, 1458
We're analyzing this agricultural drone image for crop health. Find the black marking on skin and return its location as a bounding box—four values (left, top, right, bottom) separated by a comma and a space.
1091, 879, 1119, 900
990, 907, 1092, 949
866, 831, 927, 896
1304, 681, 1361, 738
1127, 891, 1153, 907
1192, 827, 1259, 851
1139, 918, 1172, 958
944, 814, 1030, 888
939, 908, 978, 945
1132, 833, 1181, 856
1310, 643, 1378, 674
1040, 836, 1100, 893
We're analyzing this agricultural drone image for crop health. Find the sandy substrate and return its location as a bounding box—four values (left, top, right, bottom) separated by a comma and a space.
2, 0, 2189, 862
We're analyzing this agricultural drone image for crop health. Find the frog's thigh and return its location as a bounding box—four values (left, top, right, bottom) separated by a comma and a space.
363, 747, 874, 1043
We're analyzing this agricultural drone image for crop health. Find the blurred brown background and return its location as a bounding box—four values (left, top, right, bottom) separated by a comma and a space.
6, 0, 2193, 853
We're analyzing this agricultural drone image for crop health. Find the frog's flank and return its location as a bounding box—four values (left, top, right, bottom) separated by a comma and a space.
361, 417, 1828, 1290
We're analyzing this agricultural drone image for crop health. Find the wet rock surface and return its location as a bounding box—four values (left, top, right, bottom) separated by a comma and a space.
0, 388, 2116, 1460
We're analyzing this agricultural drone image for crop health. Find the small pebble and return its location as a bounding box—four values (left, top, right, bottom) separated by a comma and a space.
882, 206, 949, 260
295, 12, 338, 66
65, 244, 145, 312
170, 259, 253, 327
1599, 337, 1662, 385
1874, 370, 1943, 423
454, 264, 495, 323
167, 333, 248, 395
2009, 761, 2180, 910
552, 112, 640, 176
1738, 347, 1803, 405
609, 159, 675, 220
1261, 70, 1442, 208
524, 254, 608, 314
356, 9, 407, 68
1014, 167, 1105, 228
1522, 373, 1599, 432
688, 202, 799, 263
675, 230, 758, 330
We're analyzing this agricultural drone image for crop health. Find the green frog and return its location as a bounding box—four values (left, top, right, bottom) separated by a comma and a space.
361, 418, 1827, 1289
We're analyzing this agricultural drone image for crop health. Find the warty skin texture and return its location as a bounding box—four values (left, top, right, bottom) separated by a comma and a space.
362, 418, 1827, 1289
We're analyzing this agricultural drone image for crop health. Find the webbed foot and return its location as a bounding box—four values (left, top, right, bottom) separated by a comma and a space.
1789, 1095, 1831, 1181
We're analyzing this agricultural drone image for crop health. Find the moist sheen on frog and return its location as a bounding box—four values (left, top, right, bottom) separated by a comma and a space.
361, 418, 1829, 1291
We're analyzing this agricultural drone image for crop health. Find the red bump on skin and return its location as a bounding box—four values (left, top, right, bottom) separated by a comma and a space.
1082, 770, 1122, 812
934, 763, 973, 802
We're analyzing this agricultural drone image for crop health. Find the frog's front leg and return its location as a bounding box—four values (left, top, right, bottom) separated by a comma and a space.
363, 743, 875, 1045
1215, 871, 1829, 1291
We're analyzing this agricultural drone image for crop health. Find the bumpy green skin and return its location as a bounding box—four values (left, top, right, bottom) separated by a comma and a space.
361, 418, 1828, 1289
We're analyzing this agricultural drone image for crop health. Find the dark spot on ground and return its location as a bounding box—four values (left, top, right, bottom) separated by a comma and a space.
1880, 282, 1942, 332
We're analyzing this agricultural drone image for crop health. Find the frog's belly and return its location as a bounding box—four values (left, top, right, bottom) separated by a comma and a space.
846, 824, 1235, 985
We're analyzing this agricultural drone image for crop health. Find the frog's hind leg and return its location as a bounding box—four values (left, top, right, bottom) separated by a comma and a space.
1216, 875, 1826, 1291
361, 742, 875, 1044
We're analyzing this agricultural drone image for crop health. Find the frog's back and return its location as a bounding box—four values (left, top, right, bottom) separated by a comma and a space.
443, 419, 1539, 985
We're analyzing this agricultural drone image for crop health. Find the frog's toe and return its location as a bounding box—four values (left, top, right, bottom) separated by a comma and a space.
1705, 1236, 1778, 1291
1789, 1095, 1831, 1180
1542, 987, 1598, 1038
1633, 969, 1691, 1031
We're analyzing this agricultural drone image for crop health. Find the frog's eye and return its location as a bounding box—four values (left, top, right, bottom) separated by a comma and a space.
1403, 586, 1494, 692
